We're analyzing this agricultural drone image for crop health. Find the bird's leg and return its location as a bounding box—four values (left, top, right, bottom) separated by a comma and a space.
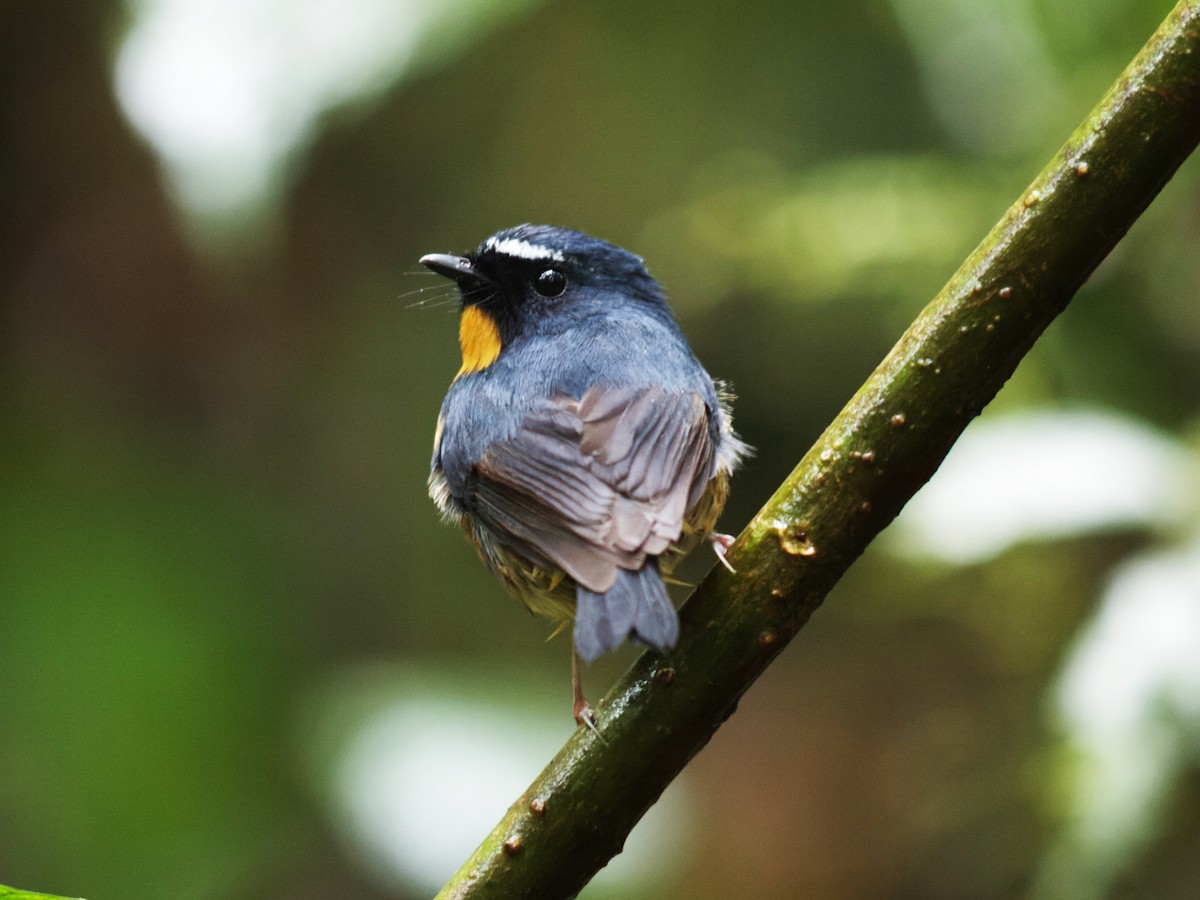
708, 532, 737, 573
572, 645, 602, 737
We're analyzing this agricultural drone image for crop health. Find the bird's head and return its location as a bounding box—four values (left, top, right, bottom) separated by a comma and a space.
420, 224, 667, 376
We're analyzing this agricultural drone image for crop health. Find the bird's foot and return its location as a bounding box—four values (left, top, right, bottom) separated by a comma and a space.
573, 699, 602, 738
572, 646, 604, 740
708, 532, 737, 573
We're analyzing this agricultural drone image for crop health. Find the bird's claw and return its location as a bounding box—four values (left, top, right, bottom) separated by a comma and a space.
574, 701, 603, 740
709, 532, 736, 573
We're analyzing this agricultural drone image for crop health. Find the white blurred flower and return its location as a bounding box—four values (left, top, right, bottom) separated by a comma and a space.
114, 0, 538, 223
888, 408, 1196, 564
1034, 535, 1200, 900
309, 667, 694, 896
885, 405, 1200, 898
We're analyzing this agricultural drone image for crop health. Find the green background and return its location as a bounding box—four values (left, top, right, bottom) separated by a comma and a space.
2, 1, 1198, 898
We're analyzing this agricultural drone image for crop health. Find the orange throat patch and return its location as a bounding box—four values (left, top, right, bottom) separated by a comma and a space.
457, 306, 502, 376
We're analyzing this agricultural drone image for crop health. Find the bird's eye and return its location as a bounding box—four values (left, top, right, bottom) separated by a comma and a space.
532, 268, 567, 298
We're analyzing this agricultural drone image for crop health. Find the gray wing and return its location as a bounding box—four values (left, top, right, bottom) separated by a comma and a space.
470, 385, 715, 594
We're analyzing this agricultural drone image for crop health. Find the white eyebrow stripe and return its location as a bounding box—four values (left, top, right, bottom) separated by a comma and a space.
483, 236, 565, 262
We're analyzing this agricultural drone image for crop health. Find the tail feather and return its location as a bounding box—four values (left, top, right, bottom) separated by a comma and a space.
574, 559, 679, 662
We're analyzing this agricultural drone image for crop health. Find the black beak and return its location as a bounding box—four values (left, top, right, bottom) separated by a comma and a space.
419, 253, 494, 285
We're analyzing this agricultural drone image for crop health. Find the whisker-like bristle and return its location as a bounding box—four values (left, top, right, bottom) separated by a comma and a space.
400, 282, 462, 310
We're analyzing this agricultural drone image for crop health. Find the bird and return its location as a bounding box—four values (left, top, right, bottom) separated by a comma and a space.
420, 224, 747, 727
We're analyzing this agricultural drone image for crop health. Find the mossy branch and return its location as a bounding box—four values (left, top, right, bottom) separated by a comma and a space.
439, 2, 1200, 896
0, 886, 84, 900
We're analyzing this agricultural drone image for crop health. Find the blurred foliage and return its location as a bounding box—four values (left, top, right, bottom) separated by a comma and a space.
1, 0, 1198, 898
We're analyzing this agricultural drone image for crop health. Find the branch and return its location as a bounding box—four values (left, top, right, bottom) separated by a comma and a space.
0, 886, 83, 900
439, 3, 1200, 896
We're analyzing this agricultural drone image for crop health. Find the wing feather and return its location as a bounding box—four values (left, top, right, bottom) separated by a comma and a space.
470, 385, 714, 594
